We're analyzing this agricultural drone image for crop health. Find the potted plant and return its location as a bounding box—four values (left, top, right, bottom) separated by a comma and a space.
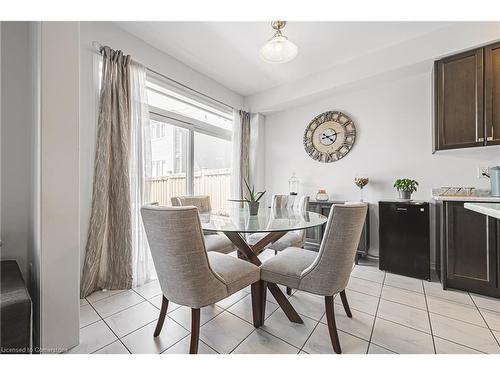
230, 180, 266, 215
394, 178, 419, 200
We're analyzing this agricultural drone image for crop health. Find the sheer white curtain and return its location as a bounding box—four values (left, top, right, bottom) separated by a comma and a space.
129, 61, 156, 286
230, 109, 241, 201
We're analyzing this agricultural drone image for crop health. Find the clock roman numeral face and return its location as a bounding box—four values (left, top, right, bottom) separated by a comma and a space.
303, 111, 356, 163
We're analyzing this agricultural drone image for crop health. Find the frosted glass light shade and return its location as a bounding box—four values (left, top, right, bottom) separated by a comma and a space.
259, 35, 298, 63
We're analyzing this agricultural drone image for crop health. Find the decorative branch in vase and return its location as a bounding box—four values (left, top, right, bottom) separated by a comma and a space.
229, 180, 266, 216
354, 177, 369, 202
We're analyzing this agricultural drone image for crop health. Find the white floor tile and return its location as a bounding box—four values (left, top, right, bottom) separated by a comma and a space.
104, 301, 159, 338
199, 311, 255, 354
347, 276, 383, 298
232, 329, 299, 354
80, 299, 89, 307
168, 304, 224, 330
434, 337, 482, 354
479, 308, 500, 332
384, 273, 423, 293
334, 289, 379, 316
148, 295, 181, 312
287, 291, 326, 320
368, 343, 396, 354
493, 330, 500, 343
228, 294, 279, 324
121, 318, 189, 354
471, 294, 500, 313
320, 308, 376, 341
80, 304, 101, 328
86, 289, 127, 304
67, 320, 117, 354
163, 336, 217, 354
215, 289, 249, 310
381, 285, 427, 310
371, 318, 434, 354
92, 290, 144, 318
351, 265, 385, 284
424, 282, 473, 305
262, 309, 318, 348
426, 296, 486, 327
303, 323, 369, 354
94, 340, 130, 354
377, 299, 431, 333
430, 313, 500, 354
133, 280, 162, 300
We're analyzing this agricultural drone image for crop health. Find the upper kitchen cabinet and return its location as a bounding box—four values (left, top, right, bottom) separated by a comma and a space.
434, 42, 500, 151
435, 48, 484, 150
485, 42, 500, 145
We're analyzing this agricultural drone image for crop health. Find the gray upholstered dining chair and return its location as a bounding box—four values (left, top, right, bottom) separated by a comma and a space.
247, 195, 310, 253
141, 205, 263, 354
260, 203, 368, 354
171, 195, 236, 254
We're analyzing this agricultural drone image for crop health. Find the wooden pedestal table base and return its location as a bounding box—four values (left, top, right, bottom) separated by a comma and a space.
224, 231, 304, 325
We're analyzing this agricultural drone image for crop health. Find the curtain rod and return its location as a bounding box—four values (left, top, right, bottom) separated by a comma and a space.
92, 41, 234, 111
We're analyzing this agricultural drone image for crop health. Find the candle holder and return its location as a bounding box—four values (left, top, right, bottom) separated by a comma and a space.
354, 177, 369, 202
316, 188, 329, 202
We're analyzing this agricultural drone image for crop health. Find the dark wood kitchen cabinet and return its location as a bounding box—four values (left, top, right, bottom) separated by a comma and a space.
434, 41, 500, 151
435, 49, 483, 150
485, 42, 500, 145
436, 200, 500, 298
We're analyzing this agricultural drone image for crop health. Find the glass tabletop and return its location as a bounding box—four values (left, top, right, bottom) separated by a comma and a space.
200, 207, 328, 233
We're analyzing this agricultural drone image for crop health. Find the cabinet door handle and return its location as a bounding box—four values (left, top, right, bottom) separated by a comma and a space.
478, 137, 484, 142
487, 127, 494, 141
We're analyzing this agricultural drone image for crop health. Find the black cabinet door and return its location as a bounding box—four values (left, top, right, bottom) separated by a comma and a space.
485, 42, 500, 145
379, 202, 430, 279
446, 202, 498, 291
435, 48, 484, 150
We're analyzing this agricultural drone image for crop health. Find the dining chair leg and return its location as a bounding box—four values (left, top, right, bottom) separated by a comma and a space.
153, 295, 169, 337
325, 296, 342, 354
339, 290, 352, 318
286, 287, 292, 295
251, 281, 266, 327
189, 308, 200, 354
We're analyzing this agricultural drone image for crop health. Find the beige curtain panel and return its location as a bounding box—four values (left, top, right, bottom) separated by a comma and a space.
80, 46, 133, 298
239, 110, 251, 200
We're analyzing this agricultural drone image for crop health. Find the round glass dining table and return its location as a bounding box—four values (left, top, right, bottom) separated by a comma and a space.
200, 207, 328, 326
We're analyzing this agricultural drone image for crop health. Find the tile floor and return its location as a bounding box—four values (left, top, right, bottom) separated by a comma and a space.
70, 251, 500, 354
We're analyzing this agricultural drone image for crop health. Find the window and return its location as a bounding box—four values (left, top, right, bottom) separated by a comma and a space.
146, 73, 233, 215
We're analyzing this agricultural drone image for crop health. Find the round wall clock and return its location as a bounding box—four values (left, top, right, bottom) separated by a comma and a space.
303, 111, 356, 163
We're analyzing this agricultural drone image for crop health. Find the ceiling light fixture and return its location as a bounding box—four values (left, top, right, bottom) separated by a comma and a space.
259, 21, 298, 64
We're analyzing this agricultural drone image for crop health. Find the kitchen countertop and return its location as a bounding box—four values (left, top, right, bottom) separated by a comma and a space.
464, 203, 500, 219
431, 188, 500, 202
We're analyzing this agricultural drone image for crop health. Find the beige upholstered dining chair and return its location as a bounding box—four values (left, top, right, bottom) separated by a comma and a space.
247, 194, 310, 253
260, 203, 368, 354
141, 205, 263, 354
171, 195, 236, 254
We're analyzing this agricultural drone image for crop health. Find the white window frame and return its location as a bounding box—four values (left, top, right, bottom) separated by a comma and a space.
146, 72, 233, 196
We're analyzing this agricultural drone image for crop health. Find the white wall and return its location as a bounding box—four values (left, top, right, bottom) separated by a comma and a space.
0, 22, 33, 280
40, 22, 80, 352
264, 71, 500, 258
79, 22, 245, 272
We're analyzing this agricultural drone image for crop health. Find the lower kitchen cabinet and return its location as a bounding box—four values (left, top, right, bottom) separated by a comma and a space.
436, 200, 500, 298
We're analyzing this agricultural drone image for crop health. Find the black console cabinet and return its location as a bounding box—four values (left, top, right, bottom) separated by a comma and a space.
436, 200, 500, 298
379, 201, 430, 280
